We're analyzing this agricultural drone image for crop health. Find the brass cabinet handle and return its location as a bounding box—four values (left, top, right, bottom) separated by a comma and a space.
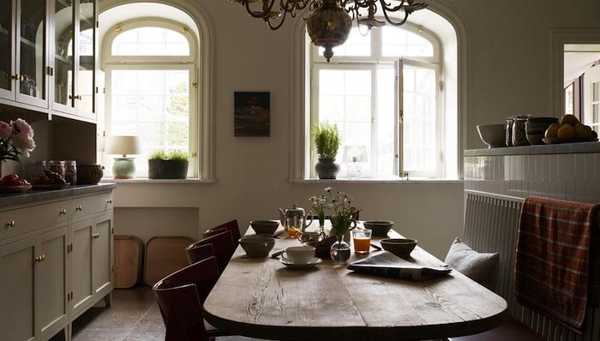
75, 205, 83, 212
5, 220, 15, 229
106, 199, 113, 204
10, 74, 19, 80
34, 254, 47, 263
92, 233, 100, 239
69, 95, 82, 100
59, 208, 67, 215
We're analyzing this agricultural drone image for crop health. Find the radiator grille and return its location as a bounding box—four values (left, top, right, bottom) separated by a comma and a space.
463, 190, 599, 341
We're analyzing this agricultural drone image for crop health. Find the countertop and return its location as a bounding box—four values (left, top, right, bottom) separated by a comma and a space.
465, 141, 600, 157
0, 183, 116, 209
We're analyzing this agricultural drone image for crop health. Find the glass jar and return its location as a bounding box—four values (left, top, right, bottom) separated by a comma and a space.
64, 161, 77, 185
512, 116, 529, 146
505, 118, 514, 147
330, 239, 351, 263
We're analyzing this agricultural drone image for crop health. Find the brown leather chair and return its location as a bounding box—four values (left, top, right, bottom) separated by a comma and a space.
153, 257, 220, 341
189, 231, 236, 273
186, 243, 216, 265
203, 220, 241, 245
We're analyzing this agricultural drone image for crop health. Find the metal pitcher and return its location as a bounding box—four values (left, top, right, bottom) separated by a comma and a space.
278, 205, 313, 233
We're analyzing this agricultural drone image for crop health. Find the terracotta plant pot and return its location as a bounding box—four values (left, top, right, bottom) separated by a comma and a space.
148, 159, 188, 180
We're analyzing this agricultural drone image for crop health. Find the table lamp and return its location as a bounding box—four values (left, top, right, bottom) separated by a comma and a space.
107, 136, 141, 179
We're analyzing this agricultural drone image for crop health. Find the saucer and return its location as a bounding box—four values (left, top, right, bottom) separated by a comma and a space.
279, 255, 322, 270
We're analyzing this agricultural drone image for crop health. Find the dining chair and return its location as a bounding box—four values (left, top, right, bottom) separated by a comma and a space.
153, 257, 220, 341
189, 231, 236, 272
203, 220, 241, 245
186, 243, 216, 264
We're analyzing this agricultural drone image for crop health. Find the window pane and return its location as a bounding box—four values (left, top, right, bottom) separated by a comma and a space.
403, 65, 436, 174
112, 26, 190, 56
318, 69, 372, 178
382, 26, 434, 57
319, 27, 371, 57
376, 67, 396, 178
109, 69, 190, 177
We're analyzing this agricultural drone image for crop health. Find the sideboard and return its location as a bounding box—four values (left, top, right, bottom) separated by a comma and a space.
0, 183, 115, 341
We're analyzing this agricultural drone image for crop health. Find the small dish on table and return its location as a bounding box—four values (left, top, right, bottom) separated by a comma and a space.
381, 238, 418, 258
363, 221, 394, 237
250, 220, 279, 236
279, 255, 322, 270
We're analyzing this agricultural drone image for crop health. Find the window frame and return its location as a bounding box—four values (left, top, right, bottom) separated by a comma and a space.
309, 21, 444, 179
101, 18, 199, 178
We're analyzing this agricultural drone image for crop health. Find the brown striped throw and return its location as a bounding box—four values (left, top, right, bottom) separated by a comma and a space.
516, 196, 598, 333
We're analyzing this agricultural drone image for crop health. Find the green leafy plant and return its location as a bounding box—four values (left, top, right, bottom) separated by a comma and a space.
149, 150, 189, 162
313, 124, 340, 161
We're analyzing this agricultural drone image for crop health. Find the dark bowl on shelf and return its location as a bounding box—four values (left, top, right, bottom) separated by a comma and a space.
250, 220, 279, 235
363, 221, 394, 237
477, 124, 506, 148
381, 238, 418, 258
77, 165, 104, 185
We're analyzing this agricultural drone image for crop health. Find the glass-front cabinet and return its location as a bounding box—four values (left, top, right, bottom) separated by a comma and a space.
0, 0, 96, 121
0, 0, 49, 107
17, 0, 48, 106
76, 0, 96, 117
53, 0, 75, 113
0, 0, 14, 100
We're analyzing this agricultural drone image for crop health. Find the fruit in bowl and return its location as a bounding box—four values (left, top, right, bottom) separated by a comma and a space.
0, 174, 32, 193
31, 169, 68, 189
544, 115, 598, 144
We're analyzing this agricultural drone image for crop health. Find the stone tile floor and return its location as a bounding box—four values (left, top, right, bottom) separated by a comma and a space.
70, 287, 256, 341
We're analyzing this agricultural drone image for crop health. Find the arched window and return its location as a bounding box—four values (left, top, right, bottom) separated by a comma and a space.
309, 23, 443, 179
102, 19, 197, 178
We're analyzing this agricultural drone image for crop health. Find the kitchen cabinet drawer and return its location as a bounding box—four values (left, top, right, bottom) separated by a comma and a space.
0, 201, 71, 241
72, 192, 113, 221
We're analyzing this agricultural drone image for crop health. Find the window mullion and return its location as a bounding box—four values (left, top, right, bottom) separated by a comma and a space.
370, 65, 378, 178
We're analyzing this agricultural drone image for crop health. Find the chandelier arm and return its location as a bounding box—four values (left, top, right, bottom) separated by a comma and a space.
380, 1, 410, 26
382, 0, 407, 12
244, 0, 277, 19
267, 9, 288, 30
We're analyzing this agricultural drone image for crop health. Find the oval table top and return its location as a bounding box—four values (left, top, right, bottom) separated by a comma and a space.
203, 226, 507, 341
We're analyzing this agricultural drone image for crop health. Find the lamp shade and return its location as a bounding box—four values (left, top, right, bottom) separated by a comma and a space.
106, 136, 141, 156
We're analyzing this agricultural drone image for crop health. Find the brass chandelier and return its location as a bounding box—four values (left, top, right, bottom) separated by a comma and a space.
235, 0, 427, 61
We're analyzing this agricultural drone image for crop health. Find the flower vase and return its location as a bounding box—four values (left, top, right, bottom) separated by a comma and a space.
318, 212, 326, 235
330, 238, 351, 263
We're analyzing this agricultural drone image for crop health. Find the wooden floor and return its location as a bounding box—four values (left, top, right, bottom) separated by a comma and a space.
70, 287, 257, 341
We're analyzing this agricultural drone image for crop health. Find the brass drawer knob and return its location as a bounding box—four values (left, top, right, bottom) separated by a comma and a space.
106, 200, 113, 204
34, 254, 47, 263
75, 205, 83, 212
59, 208, 67, 215
92, 233, 101, 239
5, 220, 15, 229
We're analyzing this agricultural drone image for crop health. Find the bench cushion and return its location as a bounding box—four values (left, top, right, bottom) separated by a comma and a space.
449, 319, 542, 341
445, 238, 499, 289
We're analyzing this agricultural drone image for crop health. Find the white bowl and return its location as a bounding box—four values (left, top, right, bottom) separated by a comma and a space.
285, 246, 315, 263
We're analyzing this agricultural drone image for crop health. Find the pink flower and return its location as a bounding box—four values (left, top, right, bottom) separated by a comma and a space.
0, 121, 12, 139
12, 133, 36, 157
12, 119, 34, 138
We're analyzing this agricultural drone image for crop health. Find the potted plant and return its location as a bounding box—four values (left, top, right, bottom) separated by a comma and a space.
148, 150, 189, 179
313, 124, 340, 179
0, 119, 36, 178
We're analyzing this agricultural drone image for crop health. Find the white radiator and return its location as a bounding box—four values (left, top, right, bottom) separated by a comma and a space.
463, 190, 600, 341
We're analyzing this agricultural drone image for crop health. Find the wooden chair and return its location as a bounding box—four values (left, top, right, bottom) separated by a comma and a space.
186, 243, 215, 265
203, 220, 241, 245
153, 257, 220, 341
189, 231, 235, 272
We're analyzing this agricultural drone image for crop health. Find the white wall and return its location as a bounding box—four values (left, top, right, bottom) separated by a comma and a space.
103, 0, 600, 258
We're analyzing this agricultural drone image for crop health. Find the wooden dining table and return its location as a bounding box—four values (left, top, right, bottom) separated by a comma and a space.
203, 224, 507, 341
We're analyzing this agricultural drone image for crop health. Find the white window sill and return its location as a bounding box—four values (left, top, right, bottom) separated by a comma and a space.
101, 178, 216, 184
289, 177, 463, 184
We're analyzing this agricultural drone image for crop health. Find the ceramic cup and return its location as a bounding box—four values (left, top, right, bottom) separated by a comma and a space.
285, 246, 315, 263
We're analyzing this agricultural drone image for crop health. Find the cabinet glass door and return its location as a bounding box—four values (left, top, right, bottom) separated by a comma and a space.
54, 0, 74, 110
76, 0, 95, 115
0, 0, 14, 96
17, 0, 47, 104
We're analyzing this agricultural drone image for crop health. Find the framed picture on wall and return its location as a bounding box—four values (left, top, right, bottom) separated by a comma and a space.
234, 91, 270, 137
